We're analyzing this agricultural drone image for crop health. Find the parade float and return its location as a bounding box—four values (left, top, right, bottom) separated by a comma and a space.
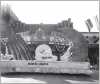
0, 6, 92, 74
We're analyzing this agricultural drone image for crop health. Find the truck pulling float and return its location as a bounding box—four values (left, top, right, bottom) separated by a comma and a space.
0, 6, 93, 74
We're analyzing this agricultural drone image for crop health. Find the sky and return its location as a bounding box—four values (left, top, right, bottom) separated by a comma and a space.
1, 1, 99, 32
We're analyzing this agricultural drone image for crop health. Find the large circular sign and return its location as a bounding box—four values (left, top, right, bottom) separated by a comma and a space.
35, 44, 57, 61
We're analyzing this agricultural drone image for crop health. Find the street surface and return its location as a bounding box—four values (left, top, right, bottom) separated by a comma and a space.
1, 71, 99, 84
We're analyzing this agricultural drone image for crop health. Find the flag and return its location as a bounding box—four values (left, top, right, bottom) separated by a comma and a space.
85, 19, 93, 32
94, 15, 99, 31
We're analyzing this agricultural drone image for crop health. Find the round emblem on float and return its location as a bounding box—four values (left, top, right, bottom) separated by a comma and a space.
35, 44, 57, 61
